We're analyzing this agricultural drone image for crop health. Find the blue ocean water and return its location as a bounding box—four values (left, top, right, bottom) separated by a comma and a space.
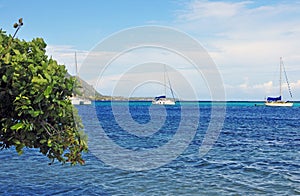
0, 101, 299, 195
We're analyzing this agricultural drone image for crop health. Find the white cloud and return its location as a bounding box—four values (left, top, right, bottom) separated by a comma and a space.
80, 47, 211, 99
46, 45, 88, 76
178, 0, 251, 20
225, 79, 300, 101
45, 42, 224, 100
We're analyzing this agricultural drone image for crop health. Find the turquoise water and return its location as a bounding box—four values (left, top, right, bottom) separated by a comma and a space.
0, 101, 299, 195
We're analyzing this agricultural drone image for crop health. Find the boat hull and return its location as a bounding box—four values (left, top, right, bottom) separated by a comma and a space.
265, 102, 293, 107
152, 98, 175, 105
70, 97, 92, 105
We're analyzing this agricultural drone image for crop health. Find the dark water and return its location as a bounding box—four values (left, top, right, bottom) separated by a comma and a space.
1, 101, 299, 195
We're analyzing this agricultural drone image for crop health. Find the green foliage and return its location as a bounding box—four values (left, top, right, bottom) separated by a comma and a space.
0, 29, 88, 165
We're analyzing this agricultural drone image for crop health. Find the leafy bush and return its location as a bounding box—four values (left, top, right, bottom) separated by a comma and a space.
0, 29, 88, 165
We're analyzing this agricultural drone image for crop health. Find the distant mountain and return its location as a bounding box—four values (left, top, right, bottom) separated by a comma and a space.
66, 72, 104, 99
66, 73, 154, 101
75, 76, 102, 98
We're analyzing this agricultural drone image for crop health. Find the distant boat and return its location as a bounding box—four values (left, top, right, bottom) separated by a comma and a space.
71, 52, 91, 105
265, 57, 293, 107
152, 65, 176, 105
70, 96, 92, 105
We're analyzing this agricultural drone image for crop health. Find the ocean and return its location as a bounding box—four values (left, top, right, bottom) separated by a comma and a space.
0, 101, 299, 195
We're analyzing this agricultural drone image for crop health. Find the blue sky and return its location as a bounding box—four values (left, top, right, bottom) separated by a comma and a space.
1, 0, 300, 100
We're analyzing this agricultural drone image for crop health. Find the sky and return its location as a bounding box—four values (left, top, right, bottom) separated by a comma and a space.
1, 0, 300, 100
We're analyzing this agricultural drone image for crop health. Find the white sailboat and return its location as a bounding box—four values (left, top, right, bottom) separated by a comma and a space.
71, 52, 91, 105
152, 65, 176, 105
265, 57, 293, 107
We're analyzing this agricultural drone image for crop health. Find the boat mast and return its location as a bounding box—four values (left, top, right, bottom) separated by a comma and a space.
164, 64, 166, 96
282, 57, 293, 99
279, 57, 282, 98
75, 52, 78, 76
75, 52, 84, 97
167, 69, 176, 101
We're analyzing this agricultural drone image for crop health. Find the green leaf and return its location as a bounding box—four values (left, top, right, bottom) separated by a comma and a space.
44, 85, 52, 98
4, 53, 10, 64
21, 105, 29, 110
33, 93, 44, 104
29, 110, 40, 117
31, 75, 47, 84
2, 75, 7, 82
12, 139, 21, 145
47, 140, 52, 147
16, 144, 24, 155
13, 49, 21, 55
44, 71, 51, 82
10, 122, 24, 131
40, 139, 47, 144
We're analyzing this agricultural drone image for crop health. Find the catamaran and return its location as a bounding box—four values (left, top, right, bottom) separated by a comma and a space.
152, 65, 176, 105
265, 57, 293, 107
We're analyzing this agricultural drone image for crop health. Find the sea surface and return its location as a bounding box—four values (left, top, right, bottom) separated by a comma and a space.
0, 101, 300, 195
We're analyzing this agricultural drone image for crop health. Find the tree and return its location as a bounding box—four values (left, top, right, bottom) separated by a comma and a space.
0, 21, 88, 165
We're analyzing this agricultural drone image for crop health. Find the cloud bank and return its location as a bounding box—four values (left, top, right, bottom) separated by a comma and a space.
46, 0, 300, 100
175, 0, 300, 100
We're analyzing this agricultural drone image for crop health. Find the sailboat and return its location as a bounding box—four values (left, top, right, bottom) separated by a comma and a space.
152, 65, 176, 105
70, 52, 92, 105
265, 57, 293, 107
